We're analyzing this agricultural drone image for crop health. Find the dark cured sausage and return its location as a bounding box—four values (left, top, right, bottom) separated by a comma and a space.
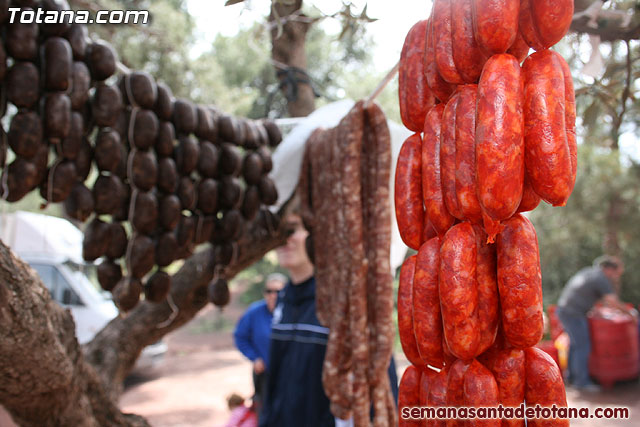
440, 222, 479, 360
496, 214, 543, 349
414, 237, 444, 368
454, 84, 483, 225
473, 225, 499, 354
525, 347, 569, 427
464, 360, 501, 427
399, 365, 422, 426
476, 53, 524, 221
523, 50, 573, 207
423, 105, 455, 236
425, 18, 455, 102
399, 20, 436, 132
440, 92, 464, 220
481, 348, 525, 427
427, 367, 449, 427
554, 50, 577, 191
472, 0, 518, 55
433, 0, 464, 84
398, 255, 426, 367
451, 0, 489, 83
446, 359, 470, 427
395, 134, 424, 250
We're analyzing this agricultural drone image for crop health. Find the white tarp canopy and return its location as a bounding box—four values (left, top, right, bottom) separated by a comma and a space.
270, 100, 413, 272
0, 211, 85, 264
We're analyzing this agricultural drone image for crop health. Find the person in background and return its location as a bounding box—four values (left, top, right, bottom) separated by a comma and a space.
223, 393, 257, 427
233, 273, 286, 415
258, 213, 334, 427
556, 255, 630, 391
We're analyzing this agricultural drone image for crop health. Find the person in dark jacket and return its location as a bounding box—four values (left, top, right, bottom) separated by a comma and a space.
259, 213, 334, 427
233, 273, 286, 413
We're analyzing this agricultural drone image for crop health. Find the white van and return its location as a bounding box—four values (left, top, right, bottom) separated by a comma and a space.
0, 211, 166, 375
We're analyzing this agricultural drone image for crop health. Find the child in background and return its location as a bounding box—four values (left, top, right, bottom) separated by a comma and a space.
223, 393, 257, 427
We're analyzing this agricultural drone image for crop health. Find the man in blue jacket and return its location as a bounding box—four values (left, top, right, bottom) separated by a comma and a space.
259, 213, 334, 427
234, 273, 286, 413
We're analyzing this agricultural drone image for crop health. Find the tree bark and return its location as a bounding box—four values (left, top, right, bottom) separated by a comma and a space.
0, 208, 289, 425
269, 0, 316, 117
571, 0, 640, 42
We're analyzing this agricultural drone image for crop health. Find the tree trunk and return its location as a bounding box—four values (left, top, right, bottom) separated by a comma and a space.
269, 0, 316, 117
0, 208, 289, 425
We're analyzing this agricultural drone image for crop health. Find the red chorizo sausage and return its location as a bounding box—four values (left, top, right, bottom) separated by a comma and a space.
523, 50, 573, 207
472, 0, 519, 55
399, 20, 437, 132
399, 364, 422, 426
440, 222, 480, 360
427, 367, 449, 427
464, 360, 500, 427
507, 30, 530, 63
553, 50, 577, 190
530, 0, 574, 50
525, 347, 569, 427
433, 0, 464, 84
414, 237, 444, 368
420, 367, 440, 406
476, 54, 524, 221
424, 216, 438, 243
473, 225, 499, 354
451, 0, 489, 83
496, 214, 543, 349
454, 84, 483, 225
425, 17, 456, 102
423, 104, 455, 236
440, 92, 464, 220
481, 348, 526, 427
395, 134, 424, 250
446, 359, 470, 427
517, 173, 541, 213
398, 255, 426, 367
518, 0, 545, 51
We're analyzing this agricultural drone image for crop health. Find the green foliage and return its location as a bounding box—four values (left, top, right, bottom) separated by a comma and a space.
232, 250, 289, 306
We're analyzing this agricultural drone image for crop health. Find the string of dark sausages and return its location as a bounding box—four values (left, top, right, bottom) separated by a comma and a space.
298, 101, 395, 426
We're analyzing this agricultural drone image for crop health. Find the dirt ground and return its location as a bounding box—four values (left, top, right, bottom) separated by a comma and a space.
2, 291, 639, 426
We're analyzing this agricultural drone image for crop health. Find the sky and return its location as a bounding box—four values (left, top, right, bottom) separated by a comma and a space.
186, 0, 433, 70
